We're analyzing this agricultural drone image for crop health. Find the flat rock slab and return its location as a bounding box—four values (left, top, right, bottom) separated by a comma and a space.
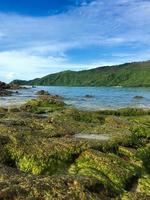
74, 133, 110, 141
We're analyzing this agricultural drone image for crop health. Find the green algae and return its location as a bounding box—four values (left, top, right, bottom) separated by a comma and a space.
118, 146, 137, 158
21, 95, 65, 113
136, 173, 150, 195
0, 164, 108, 200
69, 149, 139, 195
0, 95, 150, 199
98, 107, 150, 116
7, 138, 89, 175
136, 144, 150, 172
120, 192, 150, 200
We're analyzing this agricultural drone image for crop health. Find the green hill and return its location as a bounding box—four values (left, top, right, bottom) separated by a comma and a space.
12, 61, 150, 87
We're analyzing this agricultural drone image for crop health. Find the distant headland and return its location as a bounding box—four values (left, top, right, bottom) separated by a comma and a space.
11, 60, 150, 87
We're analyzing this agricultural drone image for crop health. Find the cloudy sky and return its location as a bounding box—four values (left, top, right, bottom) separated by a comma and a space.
0, 0, 150, 82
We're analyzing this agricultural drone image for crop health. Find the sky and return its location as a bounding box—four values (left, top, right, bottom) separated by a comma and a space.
0, 0, 150, 82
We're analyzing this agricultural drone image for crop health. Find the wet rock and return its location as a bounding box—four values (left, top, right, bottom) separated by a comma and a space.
136, 174, 150, 195
84, 95, 94, 98
133, 96, 144, 99
8, 138, 88, 175
69, 149, 138, 194
0, 164, 108, 200
0, 90, 13, 97
36, 90, 50, 96
9, 83, 21, 90
120, 192, 149, 200
0, 81, 10, 90
21, 95, 65, 113
0, 81, 21, 96
136, 145, 150, 172
0, 100, 150, 198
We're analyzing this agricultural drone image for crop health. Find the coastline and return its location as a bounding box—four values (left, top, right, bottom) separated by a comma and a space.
0, 90, 149, 199
1, 85, 150, 110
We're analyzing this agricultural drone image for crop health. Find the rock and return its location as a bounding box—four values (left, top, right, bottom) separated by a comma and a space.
69, 149, 138, 194
136, 174, 150, 195
21, 95, 65, 113
36, 90, 50, 96
9, 83, 21, 90
120, 192, 149, 200
0, 164, 107, 200
0, 90, 13, 96
133, 96, 144, 99
0, 98, 150, 199
0, 81, 22, 96
84, 94, 94, 98
7, 138, 88, 175
0, 81, 12, 96
0, 81, 10, 90
136, 145, 150, 172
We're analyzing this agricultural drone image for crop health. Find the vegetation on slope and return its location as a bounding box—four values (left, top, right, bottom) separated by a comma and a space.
12, 60, 150, 87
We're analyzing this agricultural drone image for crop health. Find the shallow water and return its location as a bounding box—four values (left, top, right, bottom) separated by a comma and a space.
1, 86, 150, 110
74, 133, 110, 140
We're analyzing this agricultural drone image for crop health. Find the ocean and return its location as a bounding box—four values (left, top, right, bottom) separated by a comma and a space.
1, 86, 150, 110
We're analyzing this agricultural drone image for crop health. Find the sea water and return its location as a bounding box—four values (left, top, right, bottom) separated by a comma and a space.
1, 86, 150, 110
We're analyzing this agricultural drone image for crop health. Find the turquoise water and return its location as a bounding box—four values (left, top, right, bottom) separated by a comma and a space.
1, 86, 150, 110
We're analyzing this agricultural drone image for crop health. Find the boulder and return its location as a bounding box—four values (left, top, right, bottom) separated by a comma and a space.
69, 149, 138, 194
36, 90, 50, 96
133, 96, 144, 99
0, 90, 13, 97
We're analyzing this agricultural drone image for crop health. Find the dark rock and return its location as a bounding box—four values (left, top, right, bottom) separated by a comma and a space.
9, 83, 22, 90
36, 90, 50, 96
0, 90, 13, 97
133, 96, 144, 99
0, 81, 10, 90
84, 94, 94, 98
0, 81, 22, 96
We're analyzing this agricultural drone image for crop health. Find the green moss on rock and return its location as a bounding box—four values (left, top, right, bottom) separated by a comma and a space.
8, 138, 89, 175
0, 164, 109, 200
21, 95, 65, 113
136, 174, 150, 195
120, 192, 150, 200
136, 144, 150, 172
69, 149, 138, 195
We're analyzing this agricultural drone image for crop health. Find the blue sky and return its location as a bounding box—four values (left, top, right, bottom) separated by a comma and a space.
0, 0, 150, 82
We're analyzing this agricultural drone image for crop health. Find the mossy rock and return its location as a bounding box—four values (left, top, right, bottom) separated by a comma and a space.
69, 149, 138, 195
105, 116, 131, 129
98, 108, 150, 116
120, 192, 150, 200
21, 95, 65, 113
36, 90, 50, 95
0, 136, 13, 165
118, 146, 137, 158
0, 102, 150, 198
0, 107, 8, 113
132, 124, 150, 139
136, 144, 150, 172
0, 164, 109, 200
7, 138, 89, 175
118, 146, 143, 169
0, 145, 10, 165
136, 174, 150, 195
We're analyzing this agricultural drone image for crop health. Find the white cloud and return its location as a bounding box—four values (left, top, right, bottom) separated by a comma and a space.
4, 72, 15, 80
0, 50, 85, 80
0, 0, 150, 81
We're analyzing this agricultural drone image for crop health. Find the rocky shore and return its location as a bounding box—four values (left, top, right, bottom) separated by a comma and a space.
0, 81, 26, 97
0, 91, 149, 199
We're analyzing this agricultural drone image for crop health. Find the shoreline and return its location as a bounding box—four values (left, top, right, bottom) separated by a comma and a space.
1, 86, 150, 110
0, 90, 150, 199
